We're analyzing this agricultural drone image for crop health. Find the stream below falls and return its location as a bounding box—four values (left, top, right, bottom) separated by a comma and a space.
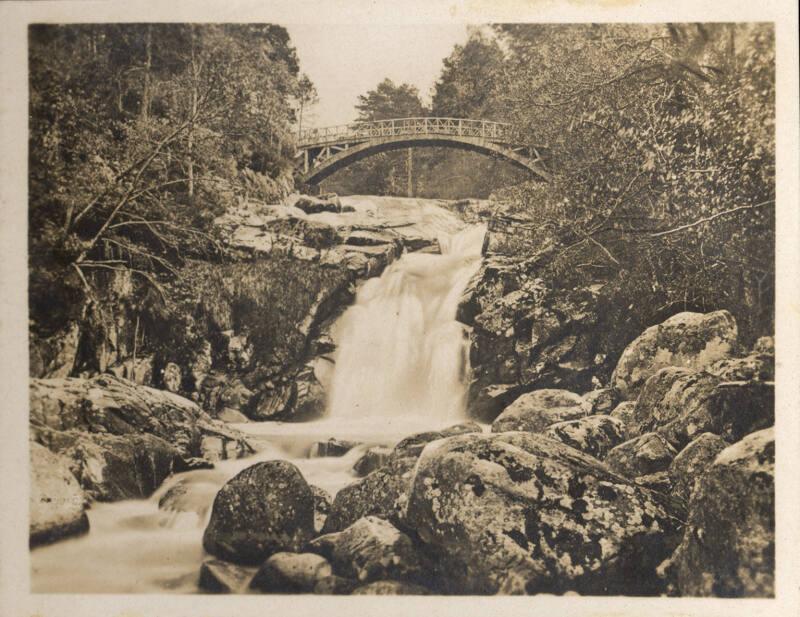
30, 196, 487, 593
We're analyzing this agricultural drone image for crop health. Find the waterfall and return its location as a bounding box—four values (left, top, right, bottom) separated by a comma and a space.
327, 223, 487, 423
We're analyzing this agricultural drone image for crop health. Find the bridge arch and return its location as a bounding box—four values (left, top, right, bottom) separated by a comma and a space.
296, 117, 550, 185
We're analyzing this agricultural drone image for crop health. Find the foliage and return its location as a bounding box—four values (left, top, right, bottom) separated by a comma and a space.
29, 24, 310, 338
491, 23, 775, 342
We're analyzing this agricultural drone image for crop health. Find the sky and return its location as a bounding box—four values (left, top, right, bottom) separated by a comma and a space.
286, 24, 470, 128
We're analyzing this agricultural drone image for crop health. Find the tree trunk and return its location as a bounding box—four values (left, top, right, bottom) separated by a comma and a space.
141, 25, 152, 121
187, 26, 197, 200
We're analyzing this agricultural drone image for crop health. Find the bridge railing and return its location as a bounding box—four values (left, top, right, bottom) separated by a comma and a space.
297, 117, 514, 148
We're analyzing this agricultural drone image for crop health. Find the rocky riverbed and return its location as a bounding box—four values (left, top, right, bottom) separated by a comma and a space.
29, 195, 775, 597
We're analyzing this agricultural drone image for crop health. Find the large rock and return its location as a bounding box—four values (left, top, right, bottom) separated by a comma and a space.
605, 432, 677, 479
611, 310, 737, 400
660, 428, 774, 597
203, 461, 316, 564
353, 446, 392, 477
198, 559, 255, 593
405, 432, 683, 594
311, 485, 332, 534
492, 389, 587, 434
668, 433, 728, 502
323, 423, 482, 533
292, 194, 342, 215
322, 455, 417, 533
250, 552, 332, 593
32, 426, 181, 502
609, 401, 637, 439
632, 354, 774, 450
29, 442, 89, 547
542, 415, 626, 459
309, 517, 429, 585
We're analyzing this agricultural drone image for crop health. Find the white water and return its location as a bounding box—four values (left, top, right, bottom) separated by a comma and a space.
30, 196, 486, 594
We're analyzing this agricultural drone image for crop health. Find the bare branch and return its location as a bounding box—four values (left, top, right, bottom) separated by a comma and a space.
650, 200, 774, 238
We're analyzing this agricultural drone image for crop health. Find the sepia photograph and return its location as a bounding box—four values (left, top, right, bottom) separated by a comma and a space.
1, 1, 799, 615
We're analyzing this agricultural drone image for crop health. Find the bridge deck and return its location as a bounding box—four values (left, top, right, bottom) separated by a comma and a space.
298, 117, 517, 149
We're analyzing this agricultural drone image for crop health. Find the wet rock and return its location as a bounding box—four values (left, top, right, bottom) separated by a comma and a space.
32, 427, 181, 502
309, 439, 359, 458
660, 428, 774, 597
29, 441, 89, 547
491, 389, 587, 434
250, 552, 333, 593
605, 432, 677, 479
312, 575, 359, 594
198, 558, 255, 593
323, 455, 417, 533
345, 229, 401, 247
353, 446, 392, 477
405, 432, 683, 595
158, 475, 220, 518
309, 516, 429, 585
668, 433, 728, 502
611, 310, 737, 400
542, 415, 626, 459
311, 485, 332, 534
203, 461, 316, 565
467, 383, 529, 423
251, 383, 296, 421
218, 407, 249, 423
198, 421, 254, 462
293, 366, 327, 421
392, 422, 483, 459
293, 194, 342, 215
580, 388, 617, 415
351, 580, 431, 595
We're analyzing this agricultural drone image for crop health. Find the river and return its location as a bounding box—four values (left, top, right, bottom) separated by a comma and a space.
30, 195, 486, 593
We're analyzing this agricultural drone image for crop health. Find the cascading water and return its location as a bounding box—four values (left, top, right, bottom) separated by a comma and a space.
327, 223, 486, 423
30, 196, 487, 593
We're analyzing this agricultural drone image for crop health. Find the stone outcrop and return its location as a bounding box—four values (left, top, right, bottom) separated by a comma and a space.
605, 432, 678, 479
29, 441, 89, 547
660, 428, 774, 597
203, 461, 316, 565
668, 433, 728, 502
492, 389, 587, 434
611, 310, 737, 401
250, 552, 333, 593
405, 432, 683, 595
542, 414, 626, 459
198, 559, 256, 594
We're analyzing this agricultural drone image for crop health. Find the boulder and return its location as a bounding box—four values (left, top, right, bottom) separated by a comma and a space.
605, 433, 677, 479
351, 581, 431, 595
405, 432, 683, 594
198, 559, 256, 594
492, 389, 587, 434
293, 366, 327, 421
668, 433, 728, 502
32, 427, 181, 502
542, 415, 626, 459
218, 408, 249, 423
660, 428, 774, 597
29, 442, 89, 547
353, 446, 392, 477
581, 388, 617, 415
609, 402, 637, 438
322, 455, 417, 534
309, 439, 359, 458
634, 471, 672, 494
611, 310, 737, 400
309, 516, 429, 585
392, 422, 483, 459
467, 383, 529, 423
311, 485, 332, 534
203, 461, 316, 564
293, 195, 342, 215
250, 552, 333, 593
632, 355, 774, 450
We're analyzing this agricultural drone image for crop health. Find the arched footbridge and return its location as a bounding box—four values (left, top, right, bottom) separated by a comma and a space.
296, 117, 550, 185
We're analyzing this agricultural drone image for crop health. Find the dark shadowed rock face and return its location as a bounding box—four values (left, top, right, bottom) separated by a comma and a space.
405, 432, 683, 595
605, 433, 677, 479
543, 415, 626, 460
312, 575, 359, 595
250, 552, 332, 593
492, 389, 587, 434
668, 433, 728, 502
310, 485, 332, 534
203, 461, 316, 565
29, 442, 89, 547
198, 559, 256, 593
611, 310, 737, 401
352, 446, 392, 477
581, 388, 617, 415
661, 428, 774, 597
309, 516, 430, 585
